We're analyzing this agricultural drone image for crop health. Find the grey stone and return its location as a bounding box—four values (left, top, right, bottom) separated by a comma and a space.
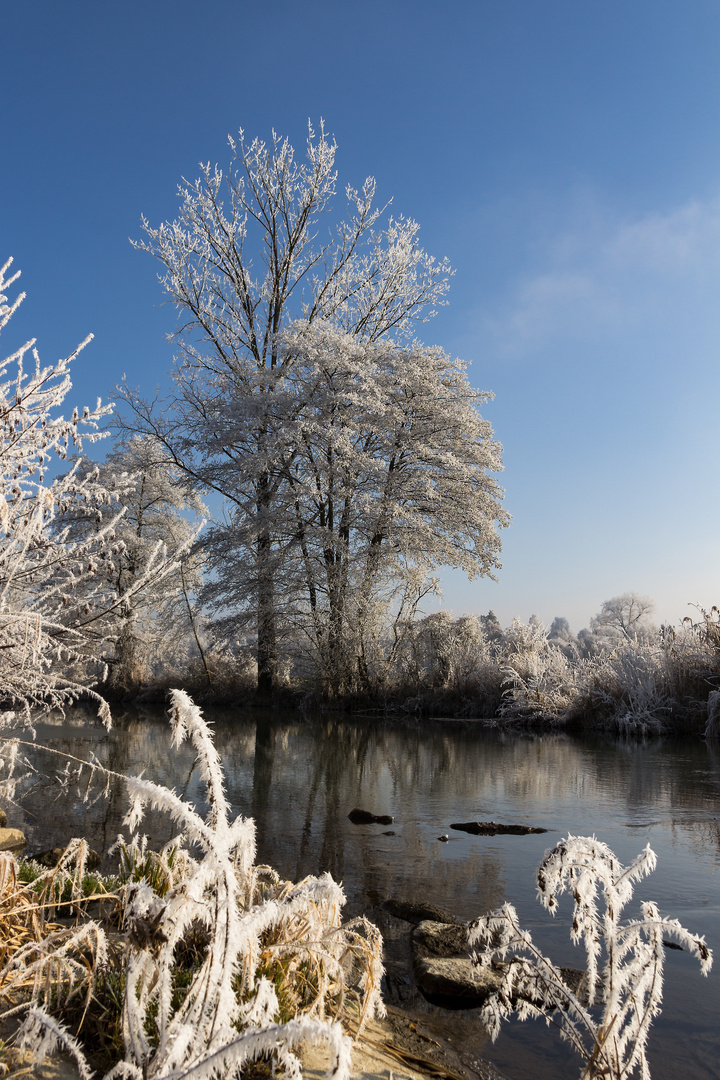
413, 920, 468, 955
411, 919, 587, 1011
411, 919, 502, 1008
413, 953, 503, 1006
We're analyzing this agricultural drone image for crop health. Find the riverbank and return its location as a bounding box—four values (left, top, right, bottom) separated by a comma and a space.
0, 843, 505, 1080
99, 669, 713, 739
0, 1005, 504, 1080
85, 607, 720, 739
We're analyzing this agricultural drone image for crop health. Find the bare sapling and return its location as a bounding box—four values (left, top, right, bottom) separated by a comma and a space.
468, 834, 712, 1080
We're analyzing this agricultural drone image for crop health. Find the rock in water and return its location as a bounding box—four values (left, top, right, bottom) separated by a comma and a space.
382, 899, 459, 925
451, 821, 547, 836
411, 920, 502, 1008
348, 807, 394, 825
411, 919, 587, 1010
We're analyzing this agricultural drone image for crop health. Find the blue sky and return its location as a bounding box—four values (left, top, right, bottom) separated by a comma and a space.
2, 0, 719, 633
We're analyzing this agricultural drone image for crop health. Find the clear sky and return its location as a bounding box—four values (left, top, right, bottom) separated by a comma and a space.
2, 0, 719, 634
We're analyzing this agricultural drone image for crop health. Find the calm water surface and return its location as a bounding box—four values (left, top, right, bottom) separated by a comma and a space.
10, 707, 720, 1080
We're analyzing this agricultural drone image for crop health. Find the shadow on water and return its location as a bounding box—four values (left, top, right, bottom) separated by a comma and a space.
9, 706, 720, 1080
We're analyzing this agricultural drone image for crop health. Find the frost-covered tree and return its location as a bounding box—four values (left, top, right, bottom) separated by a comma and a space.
0, 259, 179, 718
591, 593, 656, 643
59, 436, 206, 691
548, 616, 578, 659
548, 616, 571, 640
480, 609, 503, 642
121, 122, 501, 693
0, 261, 121, 717
197, 322, 506, 692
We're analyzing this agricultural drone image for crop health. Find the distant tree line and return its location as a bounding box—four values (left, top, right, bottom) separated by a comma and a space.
396, 596, 720, 735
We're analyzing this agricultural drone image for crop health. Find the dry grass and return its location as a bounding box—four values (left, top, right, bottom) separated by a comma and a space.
0, 693, 384, 1080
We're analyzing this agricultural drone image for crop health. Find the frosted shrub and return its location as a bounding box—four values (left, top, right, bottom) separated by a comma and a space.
573, 621, 720, 735
501, 646, 580, 720
705, 688, 720, 739
469, 835, 712, 1080
578, 643, 670, 735
9, 690, 383, 1080
399, 611, 503, 701
499, 619, 580, 720
502, 616, 549, 659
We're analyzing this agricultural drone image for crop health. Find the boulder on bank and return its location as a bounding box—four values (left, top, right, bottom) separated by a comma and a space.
411, 919, 502, 1009
0, 827, 26, 854
451, 820, 547, 836
411, 919, 588, 1011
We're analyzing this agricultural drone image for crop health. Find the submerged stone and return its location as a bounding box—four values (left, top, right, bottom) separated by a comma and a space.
382, 899, 459, 925
451, 820, 547, 836
348, 807, 394, 825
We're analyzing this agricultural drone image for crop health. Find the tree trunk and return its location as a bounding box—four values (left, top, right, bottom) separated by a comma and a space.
256, 489, 276, 696
257, 583, 276, 696
108, 615, 145, 694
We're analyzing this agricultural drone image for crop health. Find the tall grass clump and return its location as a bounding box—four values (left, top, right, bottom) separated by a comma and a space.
469, 835, 712, 1080
1, 690, 384, 1080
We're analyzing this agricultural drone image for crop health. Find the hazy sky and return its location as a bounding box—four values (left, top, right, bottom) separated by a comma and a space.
2, 1, 719, 633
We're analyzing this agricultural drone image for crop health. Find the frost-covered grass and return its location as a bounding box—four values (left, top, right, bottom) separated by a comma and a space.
469, 835, 713, 1080
0, 690, 384, 1080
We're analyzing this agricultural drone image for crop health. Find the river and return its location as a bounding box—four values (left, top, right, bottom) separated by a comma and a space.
10, 706, 720, 1080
